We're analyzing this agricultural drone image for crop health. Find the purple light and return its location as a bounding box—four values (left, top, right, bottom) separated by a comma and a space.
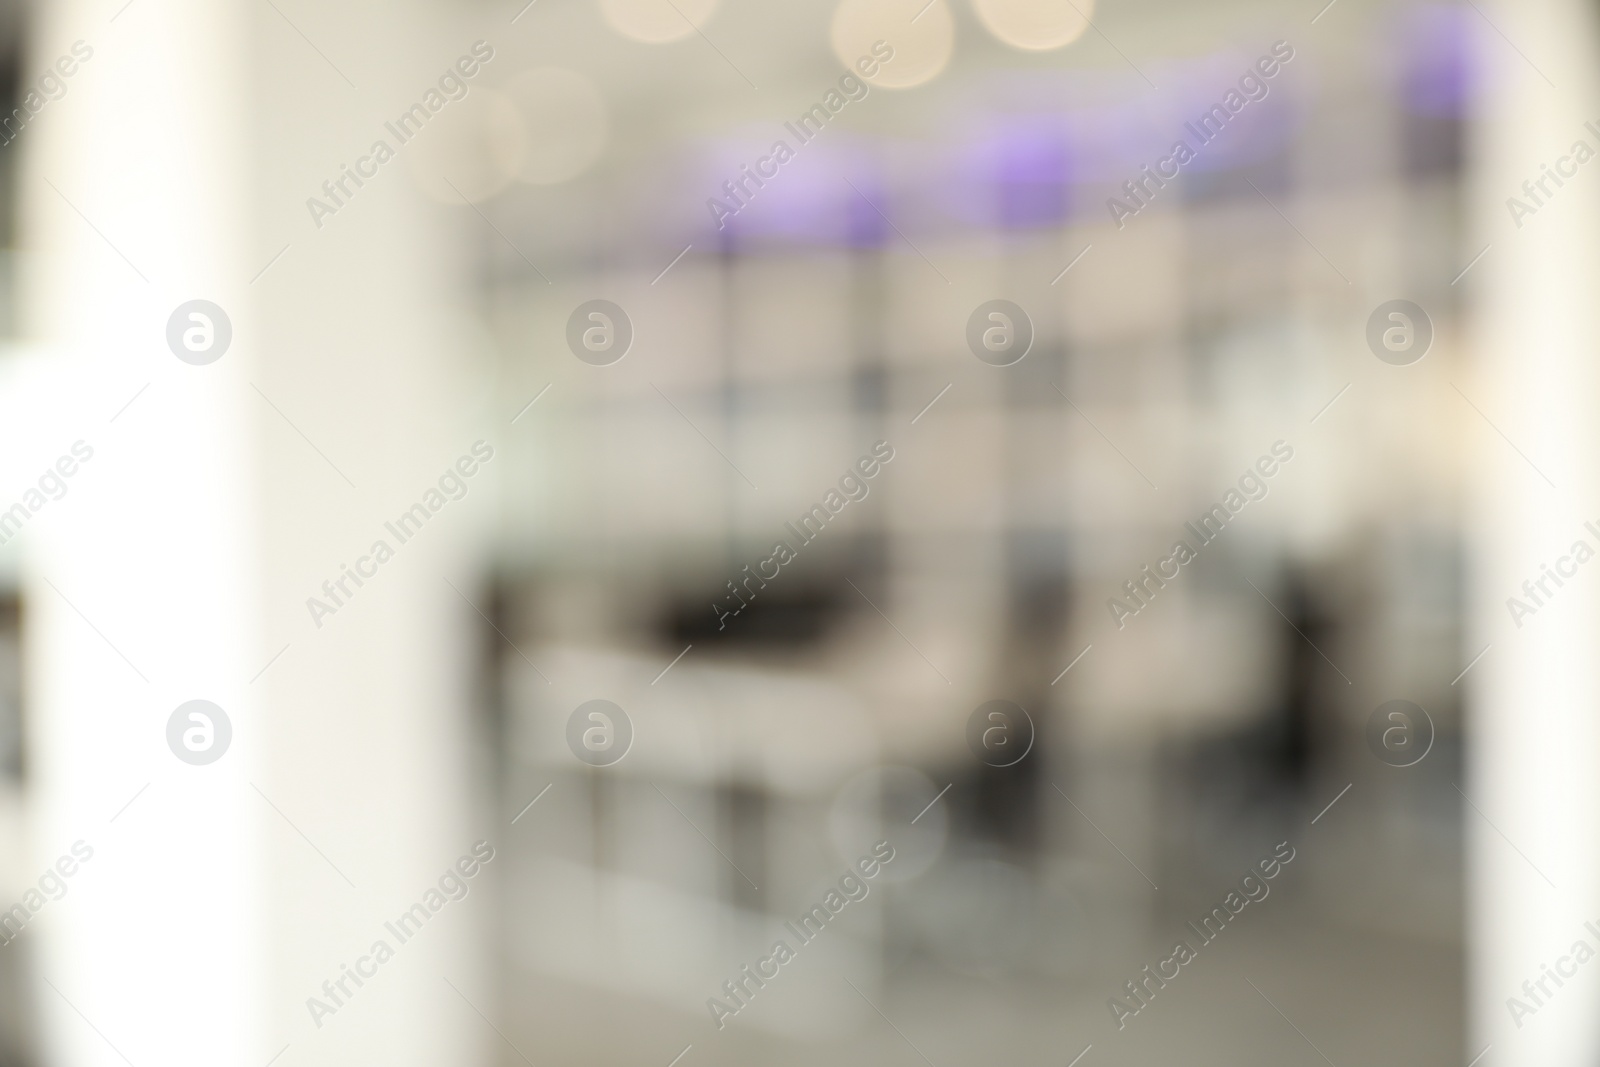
1398, 3, 1478, 117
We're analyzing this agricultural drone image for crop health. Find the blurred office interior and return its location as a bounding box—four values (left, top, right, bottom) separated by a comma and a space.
0, 0, 1593, 1065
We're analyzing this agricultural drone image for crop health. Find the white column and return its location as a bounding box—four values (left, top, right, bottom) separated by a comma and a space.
18, 1, 489, 1065
20, 1, 258, 1066
1470, 0, 1600, 1062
